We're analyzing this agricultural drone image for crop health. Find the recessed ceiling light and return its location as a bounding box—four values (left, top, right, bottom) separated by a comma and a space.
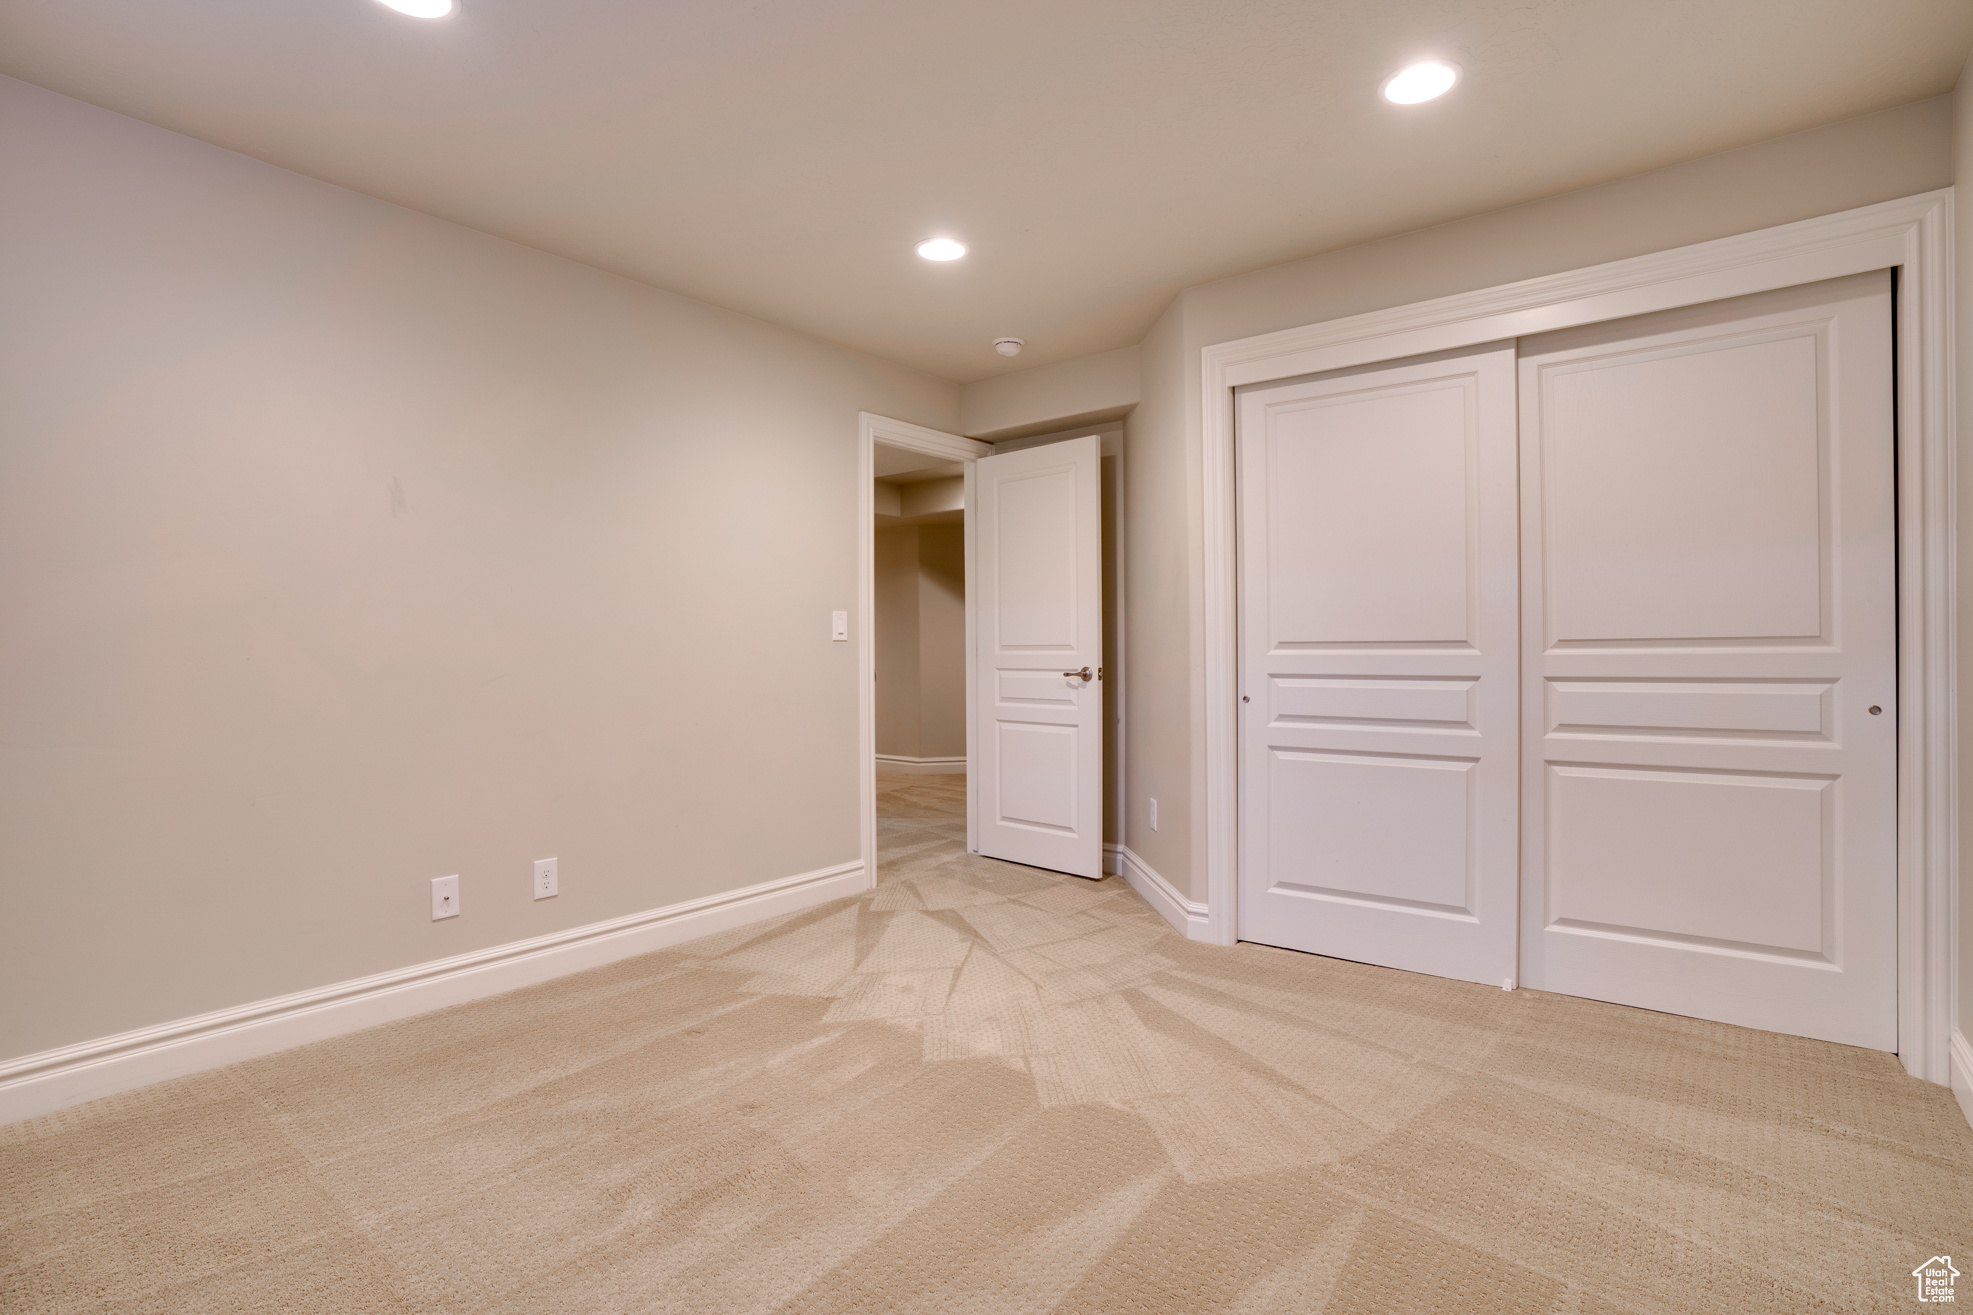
1381, 60, 1460, 105
915, 238, 967, 262
374, 0, 456, 18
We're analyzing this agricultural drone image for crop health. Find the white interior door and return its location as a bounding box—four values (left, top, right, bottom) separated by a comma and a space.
1518, 272, 1896, 1050
973, 435, 1103, 877
1236, 343, 1521, 986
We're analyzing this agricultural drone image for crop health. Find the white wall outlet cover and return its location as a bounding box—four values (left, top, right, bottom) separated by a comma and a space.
534, 857, 558, 900
1149, 798, 1158, 831
831, 610, 849, 641
431, 875, 459, 920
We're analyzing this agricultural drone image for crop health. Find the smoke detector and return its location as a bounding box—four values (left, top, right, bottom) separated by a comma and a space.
993, 338, 1025, 357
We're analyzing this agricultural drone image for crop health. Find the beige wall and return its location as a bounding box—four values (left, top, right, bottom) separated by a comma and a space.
1184, 97, 1954, 352
872, 521, 966, 761
1119, 310, 1195, 885
1955, 58, 1973, 1060
1121, 95, 1955, 903
0, 76, 957, 1061
873, 525, 925, 760
916, 524, 967, 759
958, 345, 1141, 441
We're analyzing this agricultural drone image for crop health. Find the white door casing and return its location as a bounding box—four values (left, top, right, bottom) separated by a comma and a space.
1517, 272, 1898, 1050
857, 414, 991, 887
973, 435, 1105, 877
1235, 343, 1520, 985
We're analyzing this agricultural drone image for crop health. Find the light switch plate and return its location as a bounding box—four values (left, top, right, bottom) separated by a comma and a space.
534, 857, 558, 900
431, 875, 459, 920
831, 610, 848, 641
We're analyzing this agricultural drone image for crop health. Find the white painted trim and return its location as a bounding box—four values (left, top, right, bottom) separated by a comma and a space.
1952, 1031, 1973, 1132
858, 414, 989, 883
1116, 844, 1211, 941
964, 457, 981, 855
1111, 436, 1127, 869
1200, 190, 1957, 1084
875, 754, 967, 775
0, 859, 866, 1126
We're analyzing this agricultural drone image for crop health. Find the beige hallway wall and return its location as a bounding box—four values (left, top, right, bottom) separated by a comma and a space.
873, 521, 965, 763
873, 525, 925, 760
915, 523, 967, 760
957, 345, 1142, 442
0, 75, 958, 1061
1120, 95, 1954, 904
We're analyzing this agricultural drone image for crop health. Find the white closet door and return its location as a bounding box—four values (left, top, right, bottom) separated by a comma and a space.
973, 435, 1104, 878
1518, 272, 1896, 1050
1236, 343, 1520, 987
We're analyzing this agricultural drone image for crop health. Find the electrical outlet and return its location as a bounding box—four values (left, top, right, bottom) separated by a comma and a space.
431, 875, 459, 920
534, 857, 558, 900
1149, 798, 1158, 831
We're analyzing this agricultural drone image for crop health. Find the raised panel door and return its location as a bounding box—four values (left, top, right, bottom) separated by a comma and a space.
1236, 343, 1520, 986
973, 436, 1103, 877
1517, 271, 1896, 1050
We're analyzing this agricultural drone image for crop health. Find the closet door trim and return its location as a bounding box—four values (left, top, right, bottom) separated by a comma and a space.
1198, 189, 1955, 1085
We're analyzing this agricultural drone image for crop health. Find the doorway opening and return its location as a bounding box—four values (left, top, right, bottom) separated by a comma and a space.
872, 440, 970, 879
856, 414, 1127, 895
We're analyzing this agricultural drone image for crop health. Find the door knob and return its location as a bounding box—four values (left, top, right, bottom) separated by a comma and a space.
1063, 666, 1093, 681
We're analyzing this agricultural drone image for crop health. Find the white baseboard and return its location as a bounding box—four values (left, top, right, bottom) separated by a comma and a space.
1113, 843, 1211, 941
875, 754, 966, 776
0, 858, 865, 1126
1103, 843, 1124, 877
1952, 1030, 1973, 1132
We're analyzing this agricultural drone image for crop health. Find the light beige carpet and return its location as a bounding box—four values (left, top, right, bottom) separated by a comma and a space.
5, 772, 1971, 1313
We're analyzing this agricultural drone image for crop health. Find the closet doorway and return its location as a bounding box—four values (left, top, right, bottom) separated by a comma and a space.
1235, 272, 1898, 1051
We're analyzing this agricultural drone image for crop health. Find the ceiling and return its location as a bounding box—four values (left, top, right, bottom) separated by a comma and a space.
3, 1, 1968, 383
